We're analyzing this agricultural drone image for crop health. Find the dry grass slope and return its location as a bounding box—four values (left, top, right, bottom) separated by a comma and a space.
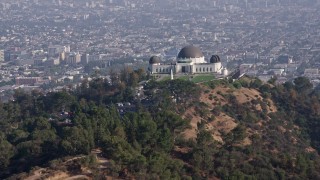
181, 83, 277, 146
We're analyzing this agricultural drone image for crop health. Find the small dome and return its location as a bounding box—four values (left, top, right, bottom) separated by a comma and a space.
149, 56, 161, 64
210, 55, 221, 63
177, 45, 204, 59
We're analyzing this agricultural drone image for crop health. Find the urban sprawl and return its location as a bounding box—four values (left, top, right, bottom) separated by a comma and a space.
1, 0, 320, 101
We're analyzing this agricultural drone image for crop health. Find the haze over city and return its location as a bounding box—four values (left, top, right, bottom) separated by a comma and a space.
0, 0, 319, 98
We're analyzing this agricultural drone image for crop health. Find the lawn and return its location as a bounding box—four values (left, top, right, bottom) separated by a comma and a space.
177, 75, 215, 83
157, 74, 215, 83
190, 75, 215, 83
177, 76, 189, 81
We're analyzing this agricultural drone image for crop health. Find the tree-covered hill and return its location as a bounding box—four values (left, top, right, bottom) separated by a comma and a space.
1, 73, 320, 179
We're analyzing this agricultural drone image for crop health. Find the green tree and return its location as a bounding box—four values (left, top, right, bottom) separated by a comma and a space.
60, 127, 92, 155
294, 77, 312, 93
128, 71, 139, 87
0, 133, 15, 170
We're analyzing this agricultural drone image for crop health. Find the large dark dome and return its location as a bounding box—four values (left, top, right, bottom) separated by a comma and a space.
210, 55, 221, 63
149, 56, 161, 64
177, 45, 204, 59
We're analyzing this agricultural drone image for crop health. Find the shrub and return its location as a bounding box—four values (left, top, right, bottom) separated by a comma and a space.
208, 115, 216, 122
233, 81, 242, 89
211, 106, 222, 116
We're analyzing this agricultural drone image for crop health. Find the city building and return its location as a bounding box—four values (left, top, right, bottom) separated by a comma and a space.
66, 52, 81, 65
0, 50, 4, 62
48, 45, 70, 57
15, 77, 41, 86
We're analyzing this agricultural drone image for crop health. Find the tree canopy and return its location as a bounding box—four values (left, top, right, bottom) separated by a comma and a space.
1, 76, 320, 179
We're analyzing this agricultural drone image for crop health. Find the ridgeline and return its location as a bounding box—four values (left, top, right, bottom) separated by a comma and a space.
1, 72, 320, 179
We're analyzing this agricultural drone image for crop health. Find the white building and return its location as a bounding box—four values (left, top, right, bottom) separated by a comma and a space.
0, 50, 4, 62
66, 52, 81, 65
48, 45, 70, 57
148, 45, 226, 75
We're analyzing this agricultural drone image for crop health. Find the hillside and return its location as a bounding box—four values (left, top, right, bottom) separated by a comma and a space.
1, 75, 320, 179
182, 85, 271, 143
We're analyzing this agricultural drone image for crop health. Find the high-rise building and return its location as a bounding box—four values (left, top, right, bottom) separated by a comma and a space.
81, 53, 89, 65
0, 50, 4, 62
4, 47, 20, 62
66, 52, 81, 65
48, 45, 70, 57
60, 52, 66, 61
46, 58, 60, 66
65, 45, 70, 53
